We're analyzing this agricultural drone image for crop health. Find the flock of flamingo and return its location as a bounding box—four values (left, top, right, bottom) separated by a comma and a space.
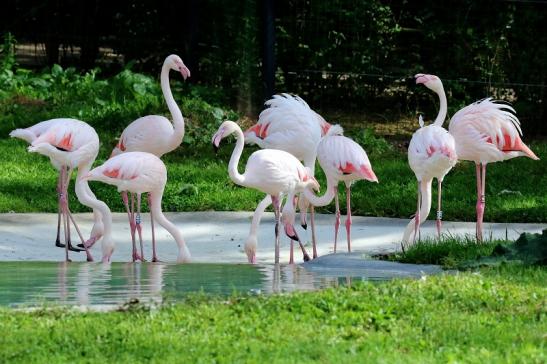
9, 55, 539, 264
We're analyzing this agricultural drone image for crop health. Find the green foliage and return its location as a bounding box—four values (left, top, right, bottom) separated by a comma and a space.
0, 265, 545, 362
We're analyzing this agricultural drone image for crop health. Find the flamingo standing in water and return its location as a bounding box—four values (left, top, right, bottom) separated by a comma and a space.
213, 120, 320, 264
10, 118, 114, 262
303, 125, 378, 253
448, 95, 539, 241
106, 54, 190, 261
244, 93, 331, 260
402, 74, 458, 246
84, 151, 191, 263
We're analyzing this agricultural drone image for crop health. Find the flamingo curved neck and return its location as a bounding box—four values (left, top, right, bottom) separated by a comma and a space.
160, 63, 185, 150
432, 87, 447, 127
303, 177, 337, 207
75, 160, 113, 242
149, 190, 190, 262
402, 179, 433, 244
228, 128, 246, 186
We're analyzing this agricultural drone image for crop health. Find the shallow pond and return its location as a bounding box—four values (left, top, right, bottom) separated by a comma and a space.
0, 255, 442, 308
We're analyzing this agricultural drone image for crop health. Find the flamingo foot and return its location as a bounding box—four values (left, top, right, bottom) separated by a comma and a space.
56, 239, 65, 248
132, 252, 145, 262
152, 256, 161, 263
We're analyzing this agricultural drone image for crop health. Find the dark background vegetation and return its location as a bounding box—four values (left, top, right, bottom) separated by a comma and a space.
1, 0, 546, 135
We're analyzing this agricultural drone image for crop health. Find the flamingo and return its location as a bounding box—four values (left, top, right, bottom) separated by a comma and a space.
83, 151, 191, 263
212, 120, 320, 264
244, 93, 332, 260
10, 118, 114, 262
401, 74, 458, 247
447, 95, 539, 241
303, 125, 378, 253
106, 54, 190, 261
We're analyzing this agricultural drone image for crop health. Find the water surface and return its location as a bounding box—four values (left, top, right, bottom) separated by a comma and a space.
0, 258, 441, 308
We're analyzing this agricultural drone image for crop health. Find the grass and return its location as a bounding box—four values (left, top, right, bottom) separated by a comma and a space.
0, 264, 545, 363
1, 136, 546, 223
1, 64, 546, 222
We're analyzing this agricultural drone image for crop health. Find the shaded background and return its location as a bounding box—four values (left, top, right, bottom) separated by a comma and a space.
1, 0, 546, 135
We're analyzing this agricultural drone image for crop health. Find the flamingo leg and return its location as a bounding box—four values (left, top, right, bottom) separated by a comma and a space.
60, 167, 87, 254
333, 187, 340, 253
310, 206, 317, 259
436, 179, 443, 239
58, 166, 71, 261
121, 191, 138, 262
55, 169, 64, 248
412, 181, 421, 244
149, 193, 159, 262
289, 239, 294, 264
271, 195, 281, 264
345, 186, 352, 252
476, 163, 487, 242
136, 193, 145, 261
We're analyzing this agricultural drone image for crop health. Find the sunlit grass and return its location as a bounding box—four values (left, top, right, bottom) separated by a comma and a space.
1, 137, 546, 223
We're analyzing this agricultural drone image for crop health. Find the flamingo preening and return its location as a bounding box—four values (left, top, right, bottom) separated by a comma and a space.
401, 74, 458, 247
303, 125, 378, 253
213, 120, 319, 264
84, 151, 191, 263
244, 93, 331, 260
448, 98, 539, 241
10, 118, 114, 262
106, 54, 190, 261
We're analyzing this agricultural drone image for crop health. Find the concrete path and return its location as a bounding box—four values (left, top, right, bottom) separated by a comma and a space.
0, 212, 545, 264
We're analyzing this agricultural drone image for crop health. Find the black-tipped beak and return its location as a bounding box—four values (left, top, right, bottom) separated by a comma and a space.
213, 144, 219, 154
287, 233, 299, 242
301, 223, 307, 230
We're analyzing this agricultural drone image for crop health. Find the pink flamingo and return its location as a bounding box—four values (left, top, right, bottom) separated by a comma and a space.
402, 74, 458, 246
303, 125, 378, 253
107, 54, 190, 261
244, 93, 331, 259
10, 118, 114, 262
213, 120, 320, 264
84, 151, 191, 263
448, 95, 539, 241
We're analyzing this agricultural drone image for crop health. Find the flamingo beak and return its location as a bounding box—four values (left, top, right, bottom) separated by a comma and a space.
212, 127, 226, 154
415, 74, 428, 85
179, 64, 191, 80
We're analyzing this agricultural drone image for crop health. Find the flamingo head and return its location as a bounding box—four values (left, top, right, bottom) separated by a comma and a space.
415, 73, 443, 93
244, 234, 257, 264
212, 120, 240, 153
167, 54, 191, 80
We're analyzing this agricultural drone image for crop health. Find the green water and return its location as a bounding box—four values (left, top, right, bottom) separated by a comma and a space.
0, 262, 360, 308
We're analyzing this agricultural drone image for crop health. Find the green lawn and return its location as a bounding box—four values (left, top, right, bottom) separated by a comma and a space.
0, 264, 544, 363
1, 136, 545, 223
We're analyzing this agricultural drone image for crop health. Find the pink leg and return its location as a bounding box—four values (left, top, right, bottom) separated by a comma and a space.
333, 187, 340, 253
271, 195, 281, 264
55, 169, 63, 248
149, 193, 159, 262
345, 186, 352, 252
289, 240, 294, 264
475, 164, 486, 242
122, 191, 139, 262
412, 181, 421, 244
310, 206, 317, 259
58, 166, 72, 262
436, 179, 443, 239
136, 193, 145, 261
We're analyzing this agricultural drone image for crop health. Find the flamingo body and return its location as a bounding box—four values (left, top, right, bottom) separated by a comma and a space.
10, 118, 114, 262
449, 98, 538, 163
87, 151, 191, 263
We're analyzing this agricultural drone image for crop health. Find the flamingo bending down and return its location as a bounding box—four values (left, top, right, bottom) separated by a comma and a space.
10, 118, 114, 262
448, 96, 539, 241
402, 74, 458, 246
106, 54, 190, 261
84, 152, 191, 263
213, 120, 320, 264
244, 93, 332, 259
303, 125, 378, 253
